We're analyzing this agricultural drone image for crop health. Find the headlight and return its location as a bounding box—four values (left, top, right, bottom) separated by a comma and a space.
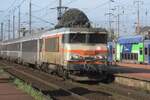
95, 55, 107, 60
98, 55, 103, 59
70, 54, 83, 60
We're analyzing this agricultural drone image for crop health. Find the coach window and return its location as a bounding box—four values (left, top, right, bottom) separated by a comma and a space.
145, 48, 148, 55
122, 53, 124, 59
130, 53, 132, 60
135, 54, 138, 60
123, 53, 125, 59
131, 53, 133, 60
149, 48, 150, 56
121, 53, 123, 59
17, 43, 20, 51
129, 53, 131, 60
133, 53, 135, 60
40, 39, 43, 52
132, 53, 134, 60
127, 53, 129, 60
134, 53, 136, 60
140, 48, 143, 55
126, 53, 128, 60
124, 53, 126, 59
22, 40, 37, 52
122, 53, 123, 59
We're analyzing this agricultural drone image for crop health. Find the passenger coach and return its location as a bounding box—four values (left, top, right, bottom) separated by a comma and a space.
114, 35, 150, 64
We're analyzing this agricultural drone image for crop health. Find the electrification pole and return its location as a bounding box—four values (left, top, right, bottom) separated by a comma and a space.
57, 0, 68, 21
29, 0, 32, 34
116, 5, 120, 38
134, 0, 143, 34
13, 14, 15, 39
1, 22, 3, 41
145, 9, 148, 26
8, 18, 10, 40
108, 0, 115, 41
58, 0, 62, 20
108, 0, 111, 32
18, 7, 21, 38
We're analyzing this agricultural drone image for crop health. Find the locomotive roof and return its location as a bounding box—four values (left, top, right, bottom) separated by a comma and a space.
51, 27, 107, 33
42, 28, 107, 37
2, 27, 107, 44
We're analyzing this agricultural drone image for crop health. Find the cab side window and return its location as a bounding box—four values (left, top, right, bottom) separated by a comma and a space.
145, 48, 148, 55
45, 37, 59, 52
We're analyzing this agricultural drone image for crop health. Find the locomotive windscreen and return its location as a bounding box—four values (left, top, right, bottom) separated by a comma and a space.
62, 33, 107, 44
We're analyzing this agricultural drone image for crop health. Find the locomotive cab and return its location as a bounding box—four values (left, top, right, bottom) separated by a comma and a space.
61, 32, 108, 81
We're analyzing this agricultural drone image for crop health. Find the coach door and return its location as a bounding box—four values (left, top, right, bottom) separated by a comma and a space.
148, 44, 150, 64
108, 43, 113, 62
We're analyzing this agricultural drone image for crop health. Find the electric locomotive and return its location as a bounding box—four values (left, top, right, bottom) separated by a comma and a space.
40, 28, 108, 81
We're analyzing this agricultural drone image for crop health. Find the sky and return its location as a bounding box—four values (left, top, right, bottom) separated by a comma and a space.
0, 0, 150, 39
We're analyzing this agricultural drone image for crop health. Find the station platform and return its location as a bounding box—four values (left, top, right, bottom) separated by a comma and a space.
117, 63, 150, 70
109, 63, 150, 91
111, 63, 150, 81
0, 83, 34, 100
0, 71, 34, 100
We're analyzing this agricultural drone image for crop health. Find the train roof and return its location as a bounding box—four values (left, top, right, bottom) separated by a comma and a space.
117, 35, 144, 44
144, 39, 150, 43
54, 27, 107, 33
43, 27, 107, 34
42, 28, 107, 38
2, 27, 107, 44
2, 33, 42, 44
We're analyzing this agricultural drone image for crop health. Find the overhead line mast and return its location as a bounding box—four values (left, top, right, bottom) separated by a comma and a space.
8, 16, 11, 40
29, 0, 32, 34
57, 0, 68, 21
134, 0, 143, 34
105, 0, 115, 41
18, 7, 21, 38
1, 22, 3, 41
12, 8, 16, 39
58, 0, 62, 20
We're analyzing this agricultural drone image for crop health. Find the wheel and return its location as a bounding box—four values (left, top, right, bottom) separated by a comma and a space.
41, 63, 48, 72
57, 66, 64, 77
102, 73, 115, 83
63, 69, 69, 80
36, 64, 41, 70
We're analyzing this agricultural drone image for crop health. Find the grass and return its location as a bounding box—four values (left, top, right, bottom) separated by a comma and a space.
0, 69, 4, 73
13, 78, 52, 100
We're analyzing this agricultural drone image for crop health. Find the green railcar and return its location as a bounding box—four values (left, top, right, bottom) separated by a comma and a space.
116, 35, 144, 63
116, 43, 144, 63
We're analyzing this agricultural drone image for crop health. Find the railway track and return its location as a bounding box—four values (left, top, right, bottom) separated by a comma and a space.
0, 60, 150, 100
